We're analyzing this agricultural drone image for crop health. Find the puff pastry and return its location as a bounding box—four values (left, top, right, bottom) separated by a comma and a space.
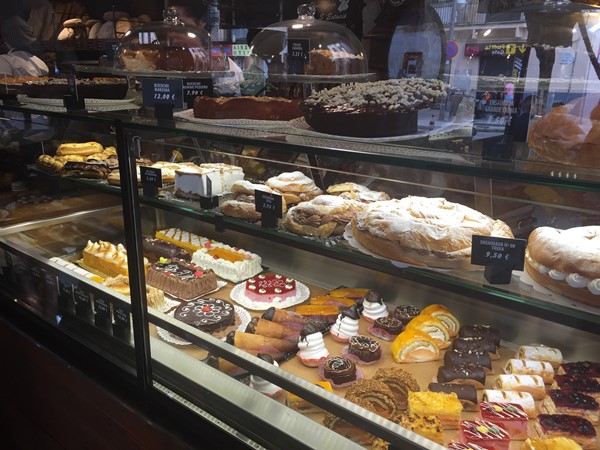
285, 195, 364, 238
265, 171, 322, 204
496, 374, 546, 400
517, 345, 564, 369
525, 226, 600, 306
504, 359, 555, 384
351, 197, 513, 269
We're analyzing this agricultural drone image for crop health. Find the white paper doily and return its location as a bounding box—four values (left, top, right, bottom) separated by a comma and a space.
157, 305, 251, 345
229, 280, 310, 311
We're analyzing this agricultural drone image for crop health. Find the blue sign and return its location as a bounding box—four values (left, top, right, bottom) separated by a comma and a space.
446, 41, 459, 59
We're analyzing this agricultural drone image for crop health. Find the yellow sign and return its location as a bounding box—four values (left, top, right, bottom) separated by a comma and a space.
506, 44, 516, 55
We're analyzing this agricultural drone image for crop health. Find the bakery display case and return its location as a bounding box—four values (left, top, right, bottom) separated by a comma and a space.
1, 2, 600, 448
0, 94, 598, 449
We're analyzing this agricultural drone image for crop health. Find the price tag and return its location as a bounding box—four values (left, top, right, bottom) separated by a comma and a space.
255, 190, 283, 229
31, 265, 43, 287
57, 277, 74, 315
141, 78, 183, 109
140, 166, 162, 196
198, 176, 219, 209
74, 285, 92, 319
113, 303, 131, 339
63, 73, 85, 110
44, 271, 57, 293
471, 235, 526, 284
182, 78, 213, 108
287, 38, 310, 74
94, 296, 111, 330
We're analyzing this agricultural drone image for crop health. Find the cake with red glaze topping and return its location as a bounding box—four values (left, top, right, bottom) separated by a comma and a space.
244, 274, 296, 302
479, 402, 528, 439
459, 420, 510, 450
145, 257, 217, 300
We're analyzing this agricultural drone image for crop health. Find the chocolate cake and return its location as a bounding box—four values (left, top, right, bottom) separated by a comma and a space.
146, 258, 217, 300
371, 316, 403, 338
458, 324, 501, 346
174, 298, 234, 333
452, 336, 498, 355
444, 349, 492, 373
348, 335, 381, 363
427, 383, 478, 410
393, 305, 420, 325
23, 77, 128, 99
437, 364, 486, 388
143, 236, 191, 262
301, 79, 447, 137
323, 356, 356, 385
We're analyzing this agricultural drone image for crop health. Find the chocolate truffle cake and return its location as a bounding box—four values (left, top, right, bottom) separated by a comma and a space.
347, 335, 381, 363
143, 236, 191, 262
174, 298, 235, 333
301, 78, 447, 137
323, 356, 357, 385
146, 258, 217, 300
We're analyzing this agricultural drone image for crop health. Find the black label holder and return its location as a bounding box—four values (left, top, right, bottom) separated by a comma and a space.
471, 235, 527, 284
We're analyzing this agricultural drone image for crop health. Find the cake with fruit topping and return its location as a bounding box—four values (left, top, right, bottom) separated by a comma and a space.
174, 298, 235, 333
191, 241, 262, 282
146, 257, 218, 300
244, 274, 296, 303
534, 414, 597, 450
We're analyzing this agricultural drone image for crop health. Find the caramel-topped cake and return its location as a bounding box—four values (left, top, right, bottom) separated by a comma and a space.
408, 391, 463, 429
82, 240, 148, 278
191, 241, 262, 283
540, 390, 599, 424
155, 228, 208, 253
535, 414, 597, 450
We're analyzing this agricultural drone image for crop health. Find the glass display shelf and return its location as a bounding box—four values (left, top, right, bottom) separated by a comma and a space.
1, 101, 600, 191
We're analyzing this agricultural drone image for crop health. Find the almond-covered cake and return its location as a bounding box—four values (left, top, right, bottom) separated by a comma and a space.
301, 78, 447, 137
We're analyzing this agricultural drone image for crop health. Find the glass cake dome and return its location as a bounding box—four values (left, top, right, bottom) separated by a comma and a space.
113, 8, 212, 74
250, 4, 368, 77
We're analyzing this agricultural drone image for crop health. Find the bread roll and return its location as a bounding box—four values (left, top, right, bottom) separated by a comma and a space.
517, 345, 563, 369
496, 374, 546, 400
504, 359, 555, 384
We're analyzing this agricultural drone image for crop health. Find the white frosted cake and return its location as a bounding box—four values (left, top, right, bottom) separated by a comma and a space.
192, 241, 262, 282
174, 163, 244, 199
199, 163, 244, 192
174, 166, 222, 199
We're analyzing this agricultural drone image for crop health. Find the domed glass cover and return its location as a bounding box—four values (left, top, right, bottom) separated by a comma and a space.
113, 9, 212, 74
250, 4, 368, 77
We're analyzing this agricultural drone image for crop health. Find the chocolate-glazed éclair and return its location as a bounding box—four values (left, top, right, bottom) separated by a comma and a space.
427, 383, 478, 410
458, 324, 501, 346
444, 349, 493, 373
437, 364, 486, 389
